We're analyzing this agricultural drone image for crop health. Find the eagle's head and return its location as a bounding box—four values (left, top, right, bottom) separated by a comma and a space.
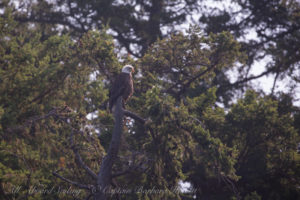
121, 65, 134, 74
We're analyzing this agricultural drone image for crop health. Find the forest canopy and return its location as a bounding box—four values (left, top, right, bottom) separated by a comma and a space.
0, 0, 300, 199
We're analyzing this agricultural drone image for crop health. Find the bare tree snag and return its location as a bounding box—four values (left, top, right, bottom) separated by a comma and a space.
94, 97, 124, 200
49, 101, 146, 199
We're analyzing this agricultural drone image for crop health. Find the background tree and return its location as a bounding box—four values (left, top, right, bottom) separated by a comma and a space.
222, 91, 299, 199
3, 0, 299, 105
1, 1, 300, 200
3, 0, 200, 57
200, 0, 300, 98
0, 9, 118, 199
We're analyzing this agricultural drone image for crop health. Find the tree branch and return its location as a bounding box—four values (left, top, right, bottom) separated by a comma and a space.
111, 168, 132, 178
163, 64, 216, 97
52, 170, 91, 190
111, 160, 149, 178
218, 66, 276, 91
124, 110, 147, 124
14, 15, 85, 33
5, 108, 59, 134
69, 131, 98, 180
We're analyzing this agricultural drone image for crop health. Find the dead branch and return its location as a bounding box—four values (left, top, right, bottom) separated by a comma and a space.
52, 170, 91, 190
69, 130, 98, 180
124, 109, 147, 124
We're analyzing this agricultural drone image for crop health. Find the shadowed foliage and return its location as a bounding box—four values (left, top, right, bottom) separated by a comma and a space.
0, 1, 300, 200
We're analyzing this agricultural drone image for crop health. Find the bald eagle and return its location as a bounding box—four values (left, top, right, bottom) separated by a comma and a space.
109, 65, 134, 112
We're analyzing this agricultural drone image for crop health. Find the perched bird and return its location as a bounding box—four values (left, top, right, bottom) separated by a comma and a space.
109, 65, 134, 112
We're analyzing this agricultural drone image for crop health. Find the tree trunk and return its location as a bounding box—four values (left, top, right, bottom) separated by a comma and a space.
94, 97, 124, 200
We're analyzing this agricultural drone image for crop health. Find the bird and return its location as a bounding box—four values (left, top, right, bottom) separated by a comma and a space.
109, 65, 134, 112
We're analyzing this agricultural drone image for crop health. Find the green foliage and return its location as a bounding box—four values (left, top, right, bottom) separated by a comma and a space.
139, 28, 245, 101
0, 12, 115, 199
0, 4, 300, 200
244, 191, 262, 200
222, 91, 300, 199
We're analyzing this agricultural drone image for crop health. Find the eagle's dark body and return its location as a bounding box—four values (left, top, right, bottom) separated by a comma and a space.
109, 72, 134, 112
